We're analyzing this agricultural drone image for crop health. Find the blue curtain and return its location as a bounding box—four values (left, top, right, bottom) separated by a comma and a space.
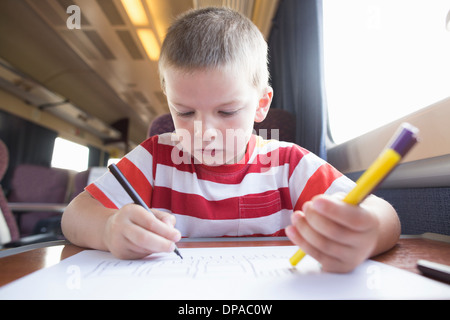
268, 0, 328, 160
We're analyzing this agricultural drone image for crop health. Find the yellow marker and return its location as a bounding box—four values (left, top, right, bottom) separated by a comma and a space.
289, 249, 306, 266
289, 123, 419, 267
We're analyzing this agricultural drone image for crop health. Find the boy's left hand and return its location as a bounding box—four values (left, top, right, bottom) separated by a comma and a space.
285, 194, 380, 273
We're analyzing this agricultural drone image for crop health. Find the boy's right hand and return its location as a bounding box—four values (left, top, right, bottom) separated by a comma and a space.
103, 204, 182, 260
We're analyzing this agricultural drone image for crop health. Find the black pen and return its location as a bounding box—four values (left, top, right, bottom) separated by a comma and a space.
108, 163, 183, 259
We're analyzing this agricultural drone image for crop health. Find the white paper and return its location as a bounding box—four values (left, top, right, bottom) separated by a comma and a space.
1, 246, 449, 299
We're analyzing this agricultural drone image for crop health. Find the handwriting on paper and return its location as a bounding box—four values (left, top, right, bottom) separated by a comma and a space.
83, 251, 303, 279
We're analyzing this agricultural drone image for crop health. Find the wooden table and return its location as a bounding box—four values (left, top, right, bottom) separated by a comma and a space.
1, 236, 450, 288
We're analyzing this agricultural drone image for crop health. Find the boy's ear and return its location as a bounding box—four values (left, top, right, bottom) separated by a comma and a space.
254, 87, 273, 123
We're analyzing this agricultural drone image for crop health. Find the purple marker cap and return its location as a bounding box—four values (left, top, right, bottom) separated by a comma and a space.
389, 123, 419, 157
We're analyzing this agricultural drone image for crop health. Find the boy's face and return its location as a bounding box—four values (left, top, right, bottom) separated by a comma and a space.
163, 67, 272, 165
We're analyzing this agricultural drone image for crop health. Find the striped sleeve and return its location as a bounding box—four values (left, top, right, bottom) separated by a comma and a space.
288, 145, 355, 211
85, 136, 156, 209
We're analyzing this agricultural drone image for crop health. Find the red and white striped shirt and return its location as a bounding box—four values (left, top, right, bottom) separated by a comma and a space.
86, 133, 355, 237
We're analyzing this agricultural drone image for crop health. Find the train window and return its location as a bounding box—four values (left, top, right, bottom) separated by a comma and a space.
107, 158, 120, 166
51, 137, 89, 172
323, 0, 450, 144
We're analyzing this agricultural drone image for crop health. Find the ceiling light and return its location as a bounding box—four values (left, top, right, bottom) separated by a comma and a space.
121, 0, 149, 25
145, 0, 170, 42
137, 29, 160, 61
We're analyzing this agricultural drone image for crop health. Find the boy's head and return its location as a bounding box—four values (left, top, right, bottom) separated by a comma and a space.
159, 7, 273, 166
159, 7, 269, 94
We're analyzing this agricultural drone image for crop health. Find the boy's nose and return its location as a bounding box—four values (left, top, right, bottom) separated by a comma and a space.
193, 119, 218, 141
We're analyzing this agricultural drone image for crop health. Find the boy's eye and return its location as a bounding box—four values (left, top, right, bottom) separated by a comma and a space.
219, 110, 238, 117
176, 111, 194, 117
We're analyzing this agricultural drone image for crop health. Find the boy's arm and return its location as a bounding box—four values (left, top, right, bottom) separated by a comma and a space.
61, 191, 114, 251
363, 194, 401, 257
61, 191, 181, 259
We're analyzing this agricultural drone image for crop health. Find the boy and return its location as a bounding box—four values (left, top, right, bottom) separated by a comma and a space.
62, 7, 400, 273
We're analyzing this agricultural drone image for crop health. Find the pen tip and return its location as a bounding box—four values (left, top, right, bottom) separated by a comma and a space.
174, 247, 183, 259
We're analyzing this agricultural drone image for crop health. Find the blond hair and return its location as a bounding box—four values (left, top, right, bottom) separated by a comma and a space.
159, 7, 269, 93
